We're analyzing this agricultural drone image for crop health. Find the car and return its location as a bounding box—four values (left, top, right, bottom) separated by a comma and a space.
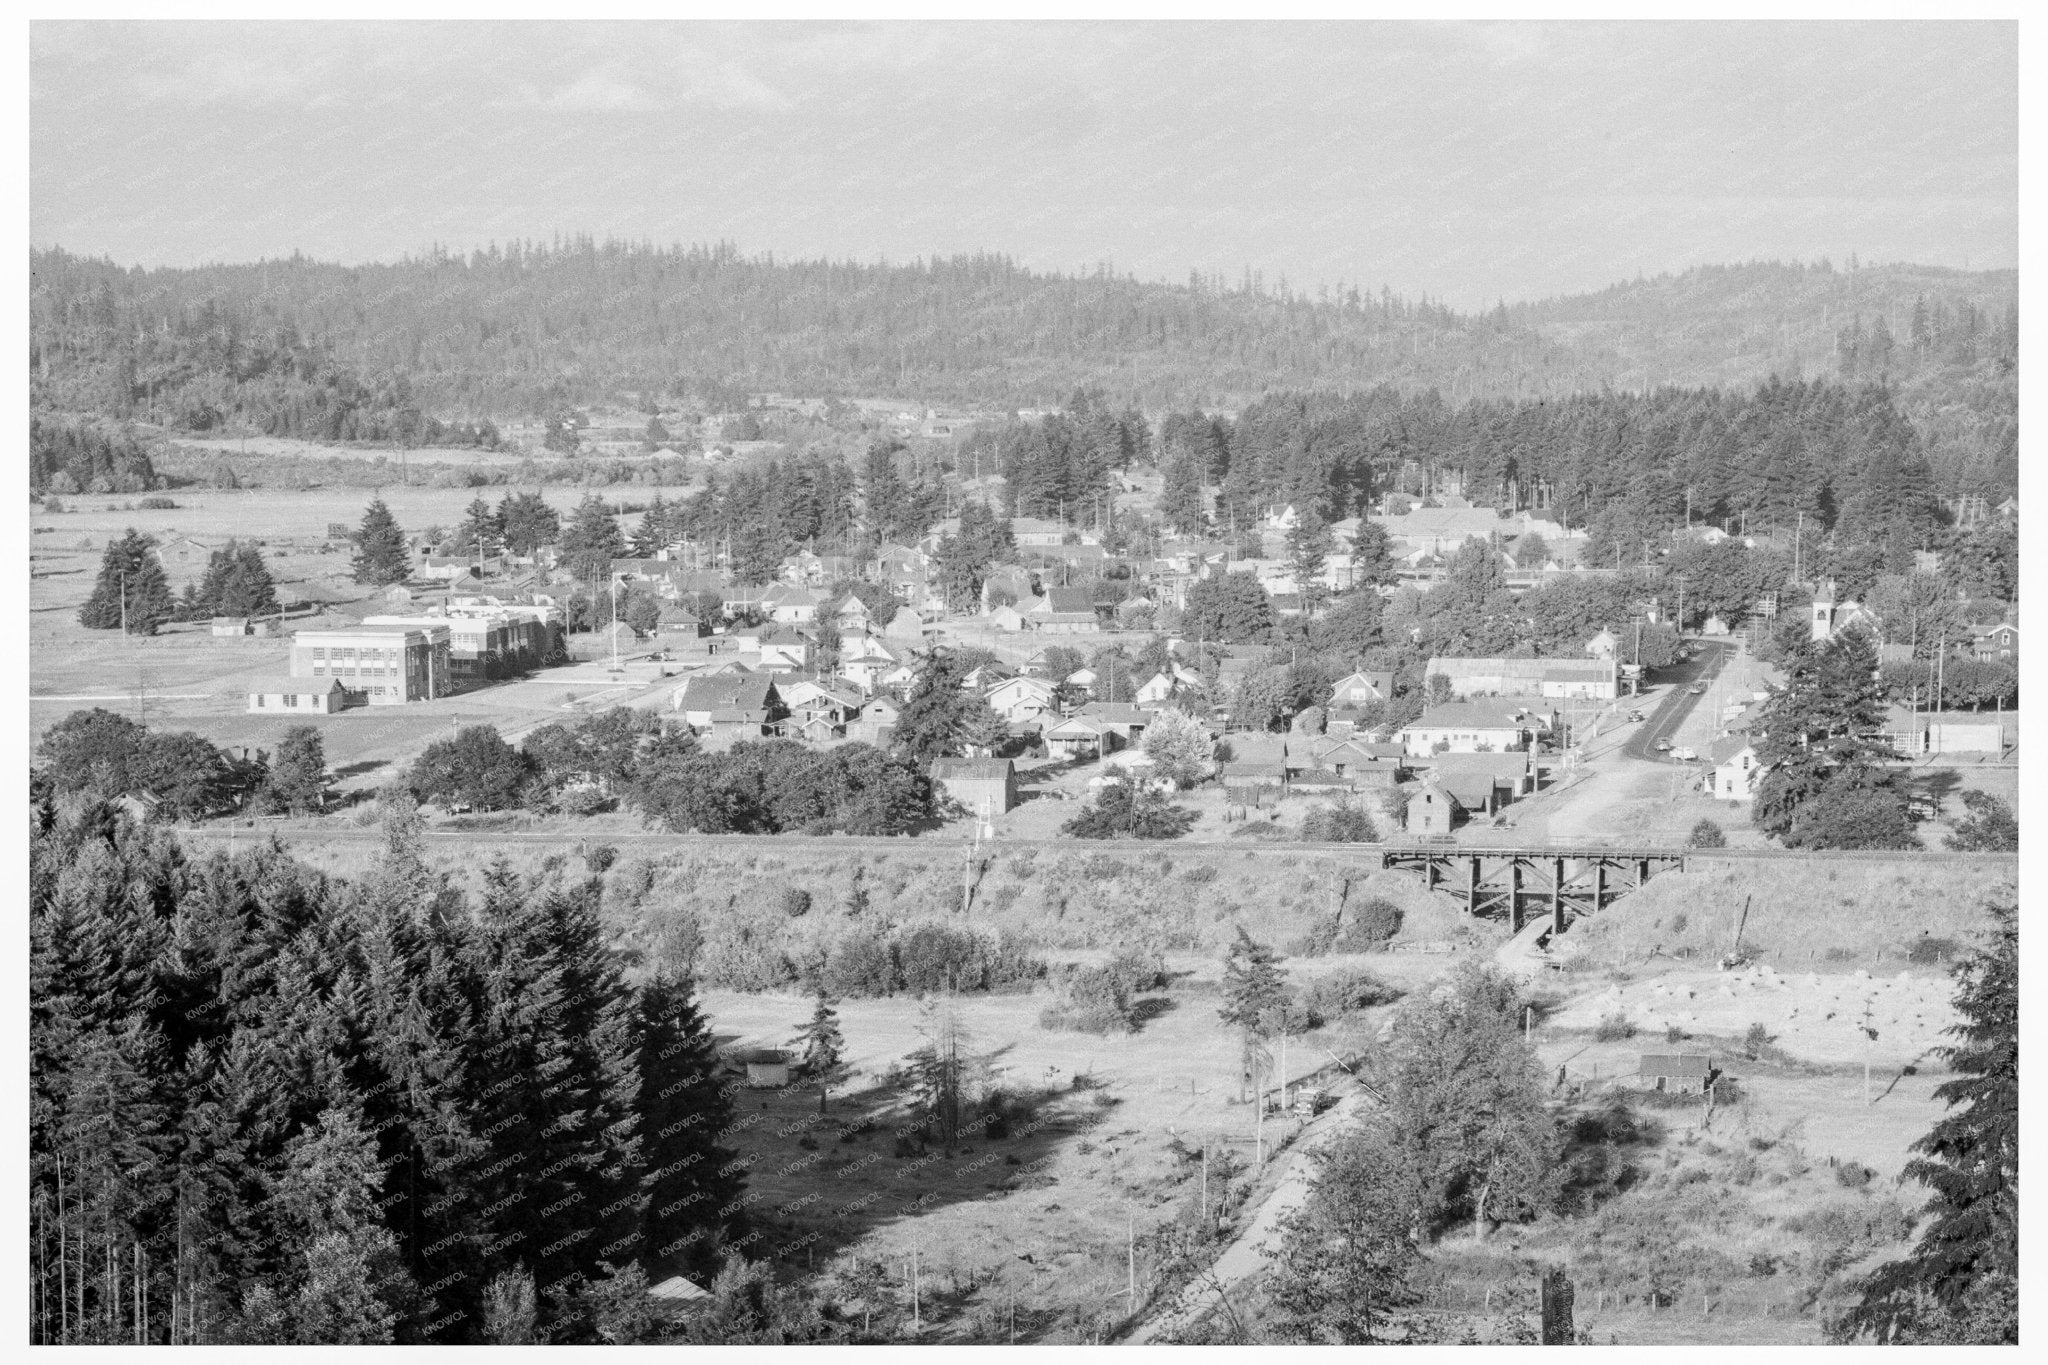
1687, 683, 1707, 695
1672, 746, 1697, 761
1654, 739, 1673, 752
1627, 710, 1646, 722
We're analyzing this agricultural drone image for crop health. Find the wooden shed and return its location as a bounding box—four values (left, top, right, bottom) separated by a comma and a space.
1637, 1053, 1718, 1094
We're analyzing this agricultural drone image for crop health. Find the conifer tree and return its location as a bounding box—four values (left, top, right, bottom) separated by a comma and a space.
263, 726, 328, 815
78, 529, 174, 634
633, 971, 742, 1279
790, 994, 848, 1114
1752, 627, 1916, 849
458, 496, 504, 558
559, 494, 627, 585
1835, 895, 2016, 1343
350, 499, 411, 587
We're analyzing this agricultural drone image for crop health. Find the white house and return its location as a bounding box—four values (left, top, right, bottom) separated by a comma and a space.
1397, 701, 1551, 757
985, 675, 1059, 728
1708, 736, 1763, 800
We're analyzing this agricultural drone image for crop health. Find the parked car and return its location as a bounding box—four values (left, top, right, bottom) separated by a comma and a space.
1688, 683, 1707, 695
1654, 739, 1674, 752
1672, 746, 1697, 761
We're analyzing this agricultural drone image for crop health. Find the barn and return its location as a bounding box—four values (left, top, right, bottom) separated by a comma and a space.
1637, 1053, 1718, 1094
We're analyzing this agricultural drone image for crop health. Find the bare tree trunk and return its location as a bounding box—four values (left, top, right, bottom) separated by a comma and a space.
1472, 1179, 1491, 1242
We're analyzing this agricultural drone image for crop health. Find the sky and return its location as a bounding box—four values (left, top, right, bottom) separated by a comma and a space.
30, 20, 2018, 310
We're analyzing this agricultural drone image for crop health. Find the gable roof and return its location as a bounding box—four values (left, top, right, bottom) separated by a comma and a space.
248, 676, 347, 696
1403, 701, 1547, 731
930, 758, 1014, 783
1036, 586, 1096, 615
675, 675, 776, 714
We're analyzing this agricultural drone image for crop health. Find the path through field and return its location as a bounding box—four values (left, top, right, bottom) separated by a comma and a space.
1125, 1087, 1372, 1343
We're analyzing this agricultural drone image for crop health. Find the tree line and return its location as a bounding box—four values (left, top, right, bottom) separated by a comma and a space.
29, 782, 756, 1344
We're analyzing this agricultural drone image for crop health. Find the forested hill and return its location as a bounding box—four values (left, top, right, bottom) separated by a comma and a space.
1509, 259, 2018, 393
29, 243, 2015, 420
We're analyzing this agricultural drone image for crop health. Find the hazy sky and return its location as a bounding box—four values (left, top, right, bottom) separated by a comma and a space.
31, 21, 2016, 309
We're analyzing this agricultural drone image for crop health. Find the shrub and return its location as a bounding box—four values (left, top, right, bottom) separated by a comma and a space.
583, 843, 617, 874
1688, 819, 1727, 849
1299, 799, 1377, 843
1833, 1160, 1875, 1189
822, 928, 900, 998
1299, 968, 1400, 1023
556, 785, 614, 817
781, 887, 813, 918
1103, 947, 1168, 996
1668, 912, 1688, 936
897, 923, 991, 994
1229, 820, 1286, 840
1743, 1023, 1772, 1059
137, 495, 178, 510
1594, 1013, 1637, 1042
1664, 1024, 1687, 1043
1180, 864, 1218, 885
1038, 965, 1136, 1035
41, 495, 66, 512
1906, 935, 1959, 965
1336, 897, 1403, 952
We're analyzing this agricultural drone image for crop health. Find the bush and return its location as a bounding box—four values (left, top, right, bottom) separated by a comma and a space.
1833, 1159, 1875, 1189
1038, 965, 1136, 1035
1688, 819, 1727, 849
137, 495, 178, 510
555, 784, 614, 817
1336, 897, 1402, 952
781, 887, 813, 918
1229, 820, 1287, 840
1103, 947, 1168, 996
41, 495, 66, 512
1180, 864, 1218, 885
583, 843, 617, 874
1906, 935, 1960, 965
1299, 968, 1400, 1023
1594, 1013, 1637, 1042
898, 923, 989, 994
1299, 799, 1377, 843
1743, 1023, 1772, 1059
822, 928, 901, 998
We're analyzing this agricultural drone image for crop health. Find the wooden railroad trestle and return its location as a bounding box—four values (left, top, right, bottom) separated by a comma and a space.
1379, 847, 1688, 934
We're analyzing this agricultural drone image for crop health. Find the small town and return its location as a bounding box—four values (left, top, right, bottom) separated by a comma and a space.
26, 18, 2019, 1353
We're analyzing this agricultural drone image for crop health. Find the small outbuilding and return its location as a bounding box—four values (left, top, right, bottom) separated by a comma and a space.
1404, 779, 1455, 836
1636, 1053, 1718, 1094
929, 757, 1019, 816
247, 676, 352, 714
737, 1048, 792, 1089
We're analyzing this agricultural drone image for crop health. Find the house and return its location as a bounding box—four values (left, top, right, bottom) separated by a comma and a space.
1031, 586, 1098, 618
1043, 716, 1108, 762
290, 625, 452, 704
986, 605, 1028, 633
1329, 670, 1397, 707
1076, 703, 1152, 747
929, 757, 1019, 816
1409, 751, 1532, 814
672, 675, 784, 731
781, 678, 864, 726
1033, 611, 1102, 635
770, 587, 822, 625
1134, 671, 1178, 706
1010, 516, 1069, 548
151, 535, 225, 588
1971, 623, 2018, 662
1708, 736, 1762, 801
985, 675, 1059, 729
960, 660, 1016, 691
1314, 737, 1405, 786
737, 1049, 792, 1089
1424, 656, 1619, 702
839, 638, 900, 693
247, 676, 351, 715
210, 616, 276, 637
1585, 628, 1619, 660
647, 1276, 712, 1312
1398, 702, 1551, 757
831, 595, 872, 632
1221, 734, 1290, 797
850, 695, 902, 745
1404, 779, 1455, 836
1636, 1054, 1719, 1095
1809, 580, 1878, 643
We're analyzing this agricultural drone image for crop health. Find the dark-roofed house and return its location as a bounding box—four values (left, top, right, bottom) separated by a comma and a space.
672, 674, 784, 731
1077, 702, 1152, 747
247, 676, 351, 714
1636, 1053, 1718, 1094
1425, 655, 1619, 701
1043, 715, 1108, 762
1971, 622, 2018, 661
1410, 751, 1533, 815
930, 757, 1019, 816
